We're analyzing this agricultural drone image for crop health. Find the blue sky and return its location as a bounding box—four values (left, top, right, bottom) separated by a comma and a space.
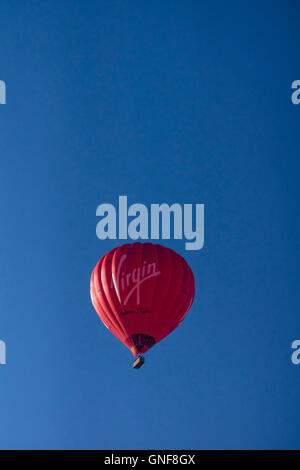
0, 1, 300, 449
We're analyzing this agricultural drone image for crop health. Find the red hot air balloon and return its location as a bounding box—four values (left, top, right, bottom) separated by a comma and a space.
90, 242, 195, 368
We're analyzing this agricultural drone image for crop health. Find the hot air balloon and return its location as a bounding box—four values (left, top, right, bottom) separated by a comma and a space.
90, 242, 195, 368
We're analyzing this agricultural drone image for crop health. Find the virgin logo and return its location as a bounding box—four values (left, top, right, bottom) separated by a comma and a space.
112, 254, 160, 306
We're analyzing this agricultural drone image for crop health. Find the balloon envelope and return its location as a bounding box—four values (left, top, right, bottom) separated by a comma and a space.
90, 242, 195, 356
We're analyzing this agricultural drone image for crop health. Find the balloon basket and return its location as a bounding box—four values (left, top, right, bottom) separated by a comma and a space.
133, 355, 145, 369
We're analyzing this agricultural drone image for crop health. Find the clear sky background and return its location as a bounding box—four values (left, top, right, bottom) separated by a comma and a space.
0, 1, 300, 450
